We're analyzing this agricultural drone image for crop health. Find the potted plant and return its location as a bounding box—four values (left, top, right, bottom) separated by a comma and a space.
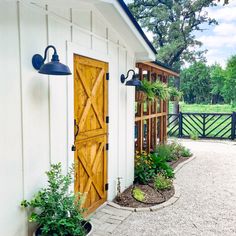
21, 163, 92, 236
152, 81, 169, 101
138, 79, 155, 101
168, 87, 183, 101
135, 87, 147, 103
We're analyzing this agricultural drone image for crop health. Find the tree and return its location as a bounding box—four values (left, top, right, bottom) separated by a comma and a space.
128, 0, 217, 69
180, 62, 211, 104
222, 55, 236, 105
210, 63, 225, 104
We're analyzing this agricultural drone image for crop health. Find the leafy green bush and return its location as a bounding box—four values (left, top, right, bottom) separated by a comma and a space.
21, 163, 86, 236
135, 142, 192, 184
190, 130, 199, 140
181, 148, 192, 157
154, 173, 172, 190
150, 152, 174, 178
135, 152, 156, 184
155, 144, 172, 161
132, 187, 145, 201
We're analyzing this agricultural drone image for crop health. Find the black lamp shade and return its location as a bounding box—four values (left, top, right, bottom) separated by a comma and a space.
32, 45, 71, 76
39, 61, 71, 75
125, 75, 141, 87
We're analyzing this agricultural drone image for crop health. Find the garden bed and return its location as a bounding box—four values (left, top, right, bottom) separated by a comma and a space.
114, 155, 189, 208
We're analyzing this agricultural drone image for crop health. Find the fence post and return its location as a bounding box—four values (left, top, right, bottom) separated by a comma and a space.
232, 112, 236, 140
179, 112, 183, 138
202, 114, 206, 138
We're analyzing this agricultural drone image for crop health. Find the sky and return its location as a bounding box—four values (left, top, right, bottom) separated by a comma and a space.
124, 0, 236, 68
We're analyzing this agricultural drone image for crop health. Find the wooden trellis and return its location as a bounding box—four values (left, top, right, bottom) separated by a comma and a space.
135, 62, 179, 153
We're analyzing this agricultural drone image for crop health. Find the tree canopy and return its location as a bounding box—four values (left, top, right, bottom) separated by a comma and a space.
180, 55, 236, 105
128, 0, 217, 69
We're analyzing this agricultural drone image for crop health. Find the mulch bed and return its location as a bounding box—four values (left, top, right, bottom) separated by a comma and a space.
113, 156, 189, 208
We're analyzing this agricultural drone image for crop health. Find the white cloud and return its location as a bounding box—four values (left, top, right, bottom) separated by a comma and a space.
208, 1, 236, 22
196, 1, 236, 67
213, 23, 236, 35
199, 35, 236, 48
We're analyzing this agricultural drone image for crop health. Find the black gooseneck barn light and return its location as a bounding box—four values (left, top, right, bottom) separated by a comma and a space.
120, 69, 141, 87
32, 45, 72, 76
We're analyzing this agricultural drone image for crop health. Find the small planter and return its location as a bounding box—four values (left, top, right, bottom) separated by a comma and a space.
33, 221, 93, 236
135, 90, 147, 103
169, 96, 178, 102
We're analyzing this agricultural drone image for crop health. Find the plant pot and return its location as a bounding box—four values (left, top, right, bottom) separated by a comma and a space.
135, 90, 147, 103
169, 96, 178, 102
33, 221, 93, 236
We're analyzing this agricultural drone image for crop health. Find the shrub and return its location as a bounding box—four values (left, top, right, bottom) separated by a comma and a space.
21, 163, 86, 236
155, 144, 172, 161
132, 187, 145, 201
154, 173, 172, 190
168, 141, 192, 160
190, 130, 199, 140
135, 152, 156, 184
150, 152, 175, 178
181, 148, 192, 157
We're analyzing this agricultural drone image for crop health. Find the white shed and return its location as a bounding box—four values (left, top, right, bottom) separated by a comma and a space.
0, 0, 156, 235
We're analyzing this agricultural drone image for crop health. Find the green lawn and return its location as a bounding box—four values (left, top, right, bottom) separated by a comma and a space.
169, 102, 236, 114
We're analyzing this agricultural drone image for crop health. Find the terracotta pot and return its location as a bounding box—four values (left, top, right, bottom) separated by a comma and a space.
33, 221, 93, 236
135, 90, 147, 103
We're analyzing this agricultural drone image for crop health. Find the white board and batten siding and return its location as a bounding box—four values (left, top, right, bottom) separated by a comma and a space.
0, 1, 154, 235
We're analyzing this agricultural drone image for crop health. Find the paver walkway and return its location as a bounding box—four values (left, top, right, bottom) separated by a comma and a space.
91, 140, 236, 236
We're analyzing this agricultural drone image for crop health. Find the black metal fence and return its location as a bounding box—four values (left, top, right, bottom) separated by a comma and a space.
168, 112, 236, 140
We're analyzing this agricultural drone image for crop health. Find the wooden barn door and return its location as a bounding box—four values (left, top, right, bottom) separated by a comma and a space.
74, 55, 108, 214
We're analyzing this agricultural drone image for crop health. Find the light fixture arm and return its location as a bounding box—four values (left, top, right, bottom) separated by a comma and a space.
120, 69, 135, 83
42, 45, 59, 63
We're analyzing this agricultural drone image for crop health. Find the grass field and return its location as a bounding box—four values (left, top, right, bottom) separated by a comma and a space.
169, 102, 236, 114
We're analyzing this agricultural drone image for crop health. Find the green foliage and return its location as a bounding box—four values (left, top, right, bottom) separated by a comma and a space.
181, 148, 192, 158
210, 64, 226, 104
128, 0, 217, 69
155, 144, 172, 161
21, 163, 86, 236
168, 87, 183, 101
139, 79, 156, 101
139, 80, 169, 101
150, 152, 174, 178
190, 130, 199, 140
154, 173, 172, 190
180, 62, 212, 104
135, 152, 156, 184
132, 187, 145, 201
222, 55, 236, 104
152, 81, 169, 100
135, 142, 192, 184
178, 55, 236, 105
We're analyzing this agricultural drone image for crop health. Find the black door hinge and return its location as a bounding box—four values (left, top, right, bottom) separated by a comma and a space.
71, 145, 76, 152
105, 183, 109, 191
106, 143, 109, 151
106, 116, 109, 124
106, 73, 109, 81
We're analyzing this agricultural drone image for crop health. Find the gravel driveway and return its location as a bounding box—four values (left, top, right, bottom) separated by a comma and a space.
112, 140, 236, 236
